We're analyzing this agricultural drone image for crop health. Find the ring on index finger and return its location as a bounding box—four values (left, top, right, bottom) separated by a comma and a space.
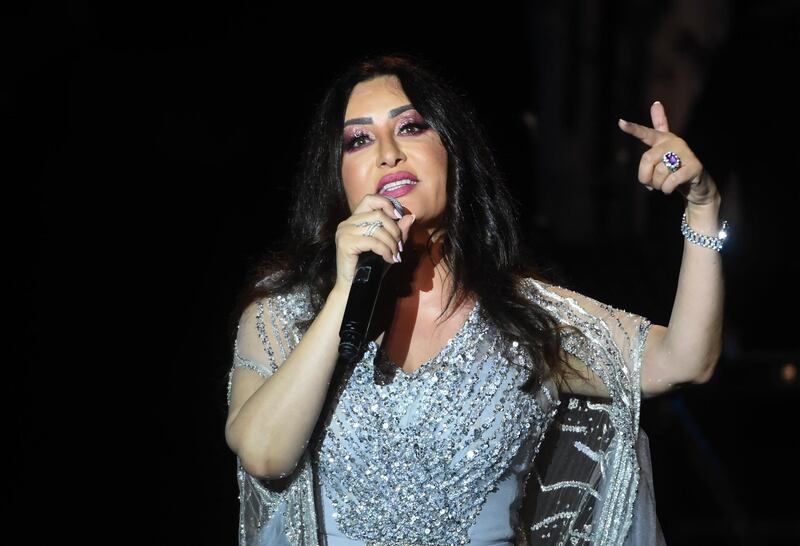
662, 151, 682, 173
355, 219, 383, 237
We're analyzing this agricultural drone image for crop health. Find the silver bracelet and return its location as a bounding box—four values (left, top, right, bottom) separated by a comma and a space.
681, 208, 729, 252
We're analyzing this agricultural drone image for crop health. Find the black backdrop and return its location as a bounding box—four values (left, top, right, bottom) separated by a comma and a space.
16, 2, 798, 544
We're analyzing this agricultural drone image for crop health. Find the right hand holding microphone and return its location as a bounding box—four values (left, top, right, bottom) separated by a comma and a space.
334, 194, 416, 290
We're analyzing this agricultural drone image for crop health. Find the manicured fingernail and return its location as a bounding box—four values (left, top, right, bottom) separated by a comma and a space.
647, 185, 654, 191
393, 208, 402, 219
398, 240, 403, 252
411, 214, 416, 223
394, 252, 401, 263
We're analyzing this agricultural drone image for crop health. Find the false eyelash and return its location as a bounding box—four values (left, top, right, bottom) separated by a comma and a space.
343, 122, 430, 151
344, 130, 370, 151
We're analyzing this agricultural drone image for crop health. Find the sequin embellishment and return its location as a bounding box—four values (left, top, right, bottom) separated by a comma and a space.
316, 300, 558, 545
226, 275, 655, 546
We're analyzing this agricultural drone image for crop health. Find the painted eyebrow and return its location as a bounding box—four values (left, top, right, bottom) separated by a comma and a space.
344, 104, 415, 127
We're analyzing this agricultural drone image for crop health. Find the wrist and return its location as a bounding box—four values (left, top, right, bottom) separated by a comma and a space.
681, 203, 729, 252
686, 194, 722, 235
329, 281, 352, 302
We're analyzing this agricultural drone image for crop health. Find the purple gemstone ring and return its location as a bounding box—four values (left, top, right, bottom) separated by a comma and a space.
662, 151, 682, 173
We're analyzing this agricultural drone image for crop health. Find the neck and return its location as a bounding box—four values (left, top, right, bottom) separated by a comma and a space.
385, 224, 452, 306
369, 224, 460, 341
371, 224, 473, 352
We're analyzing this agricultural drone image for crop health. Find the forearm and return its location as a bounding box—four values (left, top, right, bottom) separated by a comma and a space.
227, 284, 351, 478
662, 193, 725, 382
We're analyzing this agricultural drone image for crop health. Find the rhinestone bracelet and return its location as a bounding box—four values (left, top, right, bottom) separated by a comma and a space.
680, 208, 729, 252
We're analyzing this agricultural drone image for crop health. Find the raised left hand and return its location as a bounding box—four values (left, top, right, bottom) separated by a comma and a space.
618, 101, 720, 206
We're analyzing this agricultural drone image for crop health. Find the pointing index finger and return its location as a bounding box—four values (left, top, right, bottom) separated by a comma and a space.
618, 118, 659, 146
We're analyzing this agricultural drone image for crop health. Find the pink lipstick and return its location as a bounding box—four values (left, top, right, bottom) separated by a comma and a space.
377, 171, 418, 196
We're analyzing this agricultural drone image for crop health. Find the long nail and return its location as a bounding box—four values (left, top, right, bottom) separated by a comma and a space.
398, 240, 403, 252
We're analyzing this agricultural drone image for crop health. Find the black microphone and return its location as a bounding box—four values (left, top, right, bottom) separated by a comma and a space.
338, 196, 405, 363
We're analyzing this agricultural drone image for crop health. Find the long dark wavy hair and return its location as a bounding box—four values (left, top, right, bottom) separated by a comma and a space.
228, 52, 584, 393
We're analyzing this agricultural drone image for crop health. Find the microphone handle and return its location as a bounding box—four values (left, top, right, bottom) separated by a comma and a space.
338, 251, 391, 363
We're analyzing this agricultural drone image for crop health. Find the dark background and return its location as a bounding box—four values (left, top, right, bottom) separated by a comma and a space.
14, 1, 798, 544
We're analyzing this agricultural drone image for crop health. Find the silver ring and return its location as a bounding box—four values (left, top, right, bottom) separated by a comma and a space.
662, 151, 682, 173
355, 219, 383, 237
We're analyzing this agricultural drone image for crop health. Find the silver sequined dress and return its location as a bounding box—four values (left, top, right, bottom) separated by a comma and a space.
227, 276, 665, 545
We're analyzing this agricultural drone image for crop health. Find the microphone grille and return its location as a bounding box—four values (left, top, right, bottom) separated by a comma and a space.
384, 195, 405, 217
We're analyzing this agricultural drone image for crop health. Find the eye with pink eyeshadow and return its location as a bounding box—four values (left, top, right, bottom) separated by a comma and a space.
342, 114, 431, 152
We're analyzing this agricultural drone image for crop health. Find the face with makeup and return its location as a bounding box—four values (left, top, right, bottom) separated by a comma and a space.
341, 75, 448, 232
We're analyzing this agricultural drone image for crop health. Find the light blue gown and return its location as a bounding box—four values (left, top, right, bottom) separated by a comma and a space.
228, 276, 665, 545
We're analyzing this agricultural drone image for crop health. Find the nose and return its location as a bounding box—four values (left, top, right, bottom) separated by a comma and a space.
377, 135, 406, 168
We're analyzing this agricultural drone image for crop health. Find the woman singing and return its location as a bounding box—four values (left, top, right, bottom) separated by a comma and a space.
224, 53, 726, 545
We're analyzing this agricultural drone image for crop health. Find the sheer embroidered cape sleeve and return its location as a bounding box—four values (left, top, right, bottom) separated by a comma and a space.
226, 277, 321, 546
518, 278, 665, 545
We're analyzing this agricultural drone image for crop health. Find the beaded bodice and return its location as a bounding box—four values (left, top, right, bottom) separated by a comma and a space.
315, 299, 559, 545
